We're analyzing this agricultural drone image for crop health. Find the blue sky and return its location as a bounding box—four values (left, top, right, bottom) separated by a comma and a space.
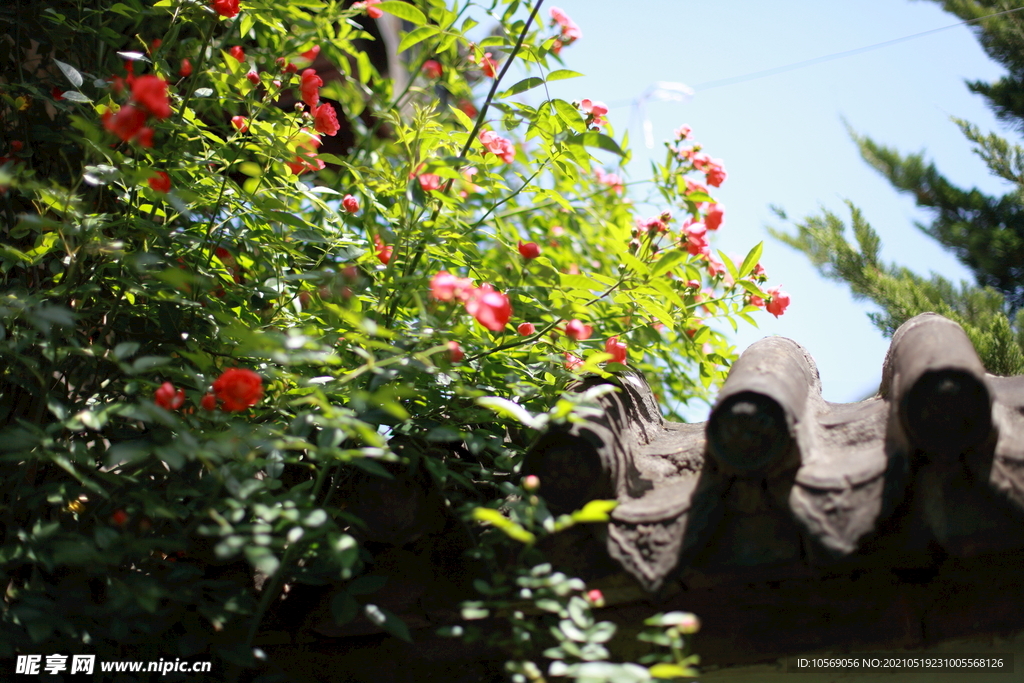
531, 0, 1011, 407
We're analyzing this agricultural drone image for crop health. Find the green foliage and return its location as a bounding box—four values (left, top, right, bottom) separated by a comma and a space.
773, 0, 1024, 376
1, 0, 770, 677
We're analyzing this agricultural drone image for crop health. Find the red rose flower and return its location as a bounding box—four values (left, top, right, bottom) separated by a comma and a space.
766, 286, 790, 318
342, 194, 359, 213
51, 86, 65, 101
430, 271, 473, 302
301, 45, 321, 63
417, 173, 441, 192
179, 59, 193, 77
517, 322, 536, 336
422, 60, 443, 79
312, 102, 340, 136
705, 204, 724, 231
605, 336, 627, 364
130, 75, 171, 120
705, 159, 727, 187
154, 381, 185, 409
300, 68, 322, 107
229, 45, 245, 62
374, 235, 392, 264
564, 352, 583, 371
212, 0, 240, 18
212, 368, 263, 412
201, 393, 217, 411
480, 52, 498, 78
102, 104, 148, 142
465, 284, 511, 331
148, 171, 171, 193
246, 70, 260, 85
517, 241, 540, 259
136, 127, 154, 148
286, 129, 325, 175
565, 319, 592, 341
447, 341, 464, 362
231, 115, 249, 132
352, 0, 383, 19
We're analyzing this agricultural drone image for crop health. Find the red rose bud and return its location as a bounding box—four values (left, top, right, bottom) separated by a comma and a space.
211, 0, 239, 18
447, 341, 464, 362
373, 235, 392, 264
585, 589, 605, 607
111, 510, 129, 527
517, 322, 536, 336
131, 75, 171, 119
565, 319, 593, 341
605, 336, 627, 364
523, 475, 540, 491
200, 393, 217, 411
342, 194, 359, 213
154, 381, 185, 409
148, 171, 171, 193
464, 284, 511, 331
229, 45, 245, 62
246, 70, 260, 85
422, 59, 443, 79
417, 173, 441, 192
231, 115, 249, 132
179, 58, 193, 77
517, 241, 540, 259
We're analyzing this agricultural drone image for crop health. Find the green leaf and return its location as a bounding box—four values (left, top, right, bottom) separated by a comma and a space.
472, 507, 535, 544
738, 241, 764, 279
570, 499, 618, 523
567, 132, 625, 157
54, 59, 83, 88
61, 91, 92, 103
649, 662, 699, 679
651, 250, 686, 278
239, 12, 255, 38
552, 99, 585, 132
449, 103, 475, 131
546, 69, 583, 82
397, 25, 439, 53
377, 1, 426, 24
331, 592, 359, 625
348, 574, 387, 595
364, 603, 412, 642
500, 77, 544, 98
719, 250, 739, 283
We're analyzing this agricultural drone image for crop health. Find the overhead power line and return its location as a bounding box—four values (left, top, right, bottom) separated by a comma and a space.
620, 4, 1024, 147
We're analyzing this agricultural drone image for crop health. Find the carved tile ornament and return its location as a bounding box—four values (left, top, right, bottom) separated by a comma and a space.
525, 313, 1024, 593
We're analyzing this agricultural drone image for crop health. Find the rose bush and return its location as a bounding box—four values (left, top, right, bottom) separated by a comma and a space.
0, 0, 783, 679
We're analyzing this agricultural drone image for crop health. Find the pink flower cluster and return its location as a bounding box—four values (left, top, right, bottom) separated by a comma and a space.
430, 272, 512, 332
549, 7, 582, 54
580, 99, 608, 129
594, 168, 624, 193
479, 130, 515, 163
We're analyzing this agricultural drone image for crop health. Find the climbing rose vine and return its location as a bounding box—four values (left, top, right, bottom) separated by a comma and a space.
0, 0, 786, 679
